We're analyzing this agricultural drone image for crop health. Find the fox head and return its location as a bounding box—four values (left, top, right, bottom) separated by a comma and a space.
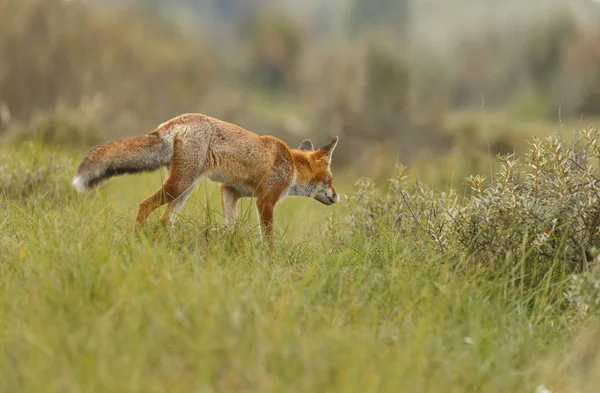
296, 137, 340, 205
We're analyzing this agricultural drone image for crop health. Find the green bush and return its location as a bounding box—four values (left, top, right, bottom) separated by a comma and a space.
336, 129, 600, 286
568, 260, 600, 319
455, 134, 600, 270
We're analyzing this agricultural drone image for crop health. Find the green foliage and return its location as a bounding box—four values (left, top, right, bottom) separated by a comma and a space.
0, 142, 74, 202
339, 130, 600, 286
457, 133, 600, 271
568, 253, 600, 319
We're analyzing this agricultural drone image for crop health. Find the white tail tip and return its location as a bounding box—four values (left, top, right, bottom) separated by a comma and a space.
72, 175, 87, 193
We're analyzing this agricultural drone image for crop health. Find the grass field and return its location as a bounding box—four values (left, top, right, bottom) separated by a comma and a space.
1, 142, 599, 393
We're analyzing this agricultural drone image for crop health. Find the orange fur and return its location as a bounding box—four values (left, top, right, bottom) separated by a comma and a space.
73, 113, 340, 246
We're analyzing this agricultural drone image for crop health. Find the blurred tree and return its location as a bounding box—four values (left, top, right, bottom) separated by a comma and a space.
363, 38, 410, 116
0, 0, 216, 136
525, 12, 578, 89
348, 0, 411, 42
561, 30, 600, 115
346, 0, 412, 122
244, 12, 304, 92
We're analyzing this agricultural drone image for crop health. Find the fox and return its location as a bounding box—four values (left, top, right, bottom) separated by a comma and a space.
72, 113, 340, 246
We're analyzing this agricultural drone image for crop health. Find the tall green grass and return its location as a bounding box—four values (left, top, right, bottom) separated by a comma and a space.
0, 142, 596, 392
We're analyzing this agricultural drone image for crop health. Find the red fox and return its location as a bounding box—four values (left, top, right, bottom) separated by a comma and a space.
72, 113, 340, 245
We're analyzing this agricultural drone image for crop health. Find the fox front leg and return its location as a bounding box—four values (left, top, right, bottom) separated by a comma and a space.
256, 199, 276, 248
221, 185, 241, 230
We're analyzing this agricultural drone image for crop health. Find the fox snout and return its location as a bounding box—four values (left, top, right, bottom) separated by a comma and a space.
329, 189, 340, 204
316, 188, 339, 205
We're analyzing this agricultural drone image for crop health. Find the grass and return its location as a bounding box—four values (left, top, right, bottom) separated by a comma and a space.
0, 142, 596, 392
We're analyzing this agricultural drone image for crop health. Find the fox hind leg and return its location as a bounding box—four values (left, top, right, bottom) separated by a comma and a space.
135, 136, 206, 228
159, 181, 198, 226
135, 179, 190, 227
135, 169, 200, 228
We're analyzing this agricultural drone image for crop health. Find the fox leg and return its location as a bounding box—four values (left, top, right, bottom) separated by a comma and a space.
221, 185, 241, 230
136, 136, 205, 228
256, 199, 274, 246
257, 188, 286, 247
135, 179, 190, 227
159, 182, 198, 226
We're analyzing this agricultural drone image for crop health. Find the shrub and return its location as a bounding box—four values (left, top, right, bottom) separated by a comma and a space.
337, 167, 455, 253
336, 129, 600, 285
568, 260, 600, 319
454, 134, 600, 272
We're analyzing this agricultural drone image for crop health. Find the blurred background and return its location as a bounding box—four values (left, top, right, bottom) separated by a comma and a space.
1, 0, 599, 184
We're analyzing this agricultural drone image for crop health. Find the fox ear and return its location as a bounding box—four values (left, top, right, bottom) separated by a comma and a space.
318, 136, 338, 157
298, 139, 314, 151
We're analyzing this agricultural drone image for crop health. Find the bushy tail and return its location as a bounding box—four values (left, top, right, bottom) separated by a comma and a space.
72, 131, 173, 192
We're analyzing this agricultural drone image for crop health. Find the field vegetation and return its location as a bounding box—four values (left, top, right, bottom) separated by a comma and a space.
2, 0, 600, 392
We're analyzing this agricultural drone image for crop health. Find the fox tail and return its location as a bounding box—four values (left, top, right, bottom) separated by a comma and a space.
72, 131, 173, 192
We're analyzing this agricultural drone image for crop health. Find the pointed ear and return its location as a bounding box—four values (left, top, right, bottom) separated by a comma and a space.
318, 136, 339, 156
298, 139, 314, 151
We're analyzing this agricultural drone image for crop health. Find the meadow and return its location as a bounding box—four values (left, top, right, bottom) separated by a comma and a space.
2, 1, 600, 391
1, 136, 600, 393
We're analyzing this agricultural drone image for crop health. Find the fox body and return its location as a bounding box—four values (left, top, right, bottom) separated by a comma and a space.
73, 113, 340, 245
